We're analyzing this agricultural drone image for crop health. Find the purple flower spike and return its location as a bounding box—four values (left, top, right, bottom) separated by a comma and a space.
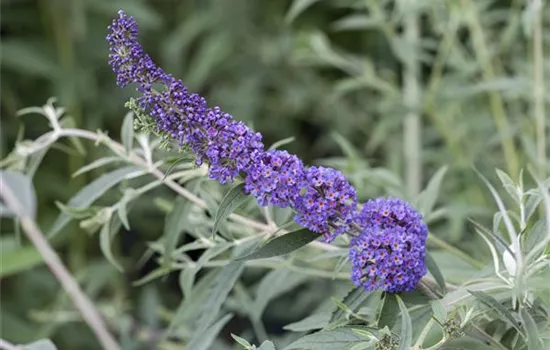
245, 150, 306, 207
294, 166, 357, 242
350, 198, 428, 292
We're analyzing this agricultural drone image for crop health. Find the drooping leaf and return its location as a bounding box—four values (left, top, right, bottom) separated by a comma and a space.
268, 136, 296, 150
257, 340, 276, 350
425, 252, 446, 293
186, 313, 233, 350
519, 307, 544, 350
238, 228, 322, 261
212, 183, 249, 237
430, 300, 447, 324
163, 196, 191, 267
230, 334, 253, 349
0, 245, 43, 278
72, 157, 120, 178
330, 287, 372, 324
49, 166, 144, 236
378, 293, 399, 329
121, 112, 134, 154
396, 295, 412, 350
0, 170, 36, 220
99, 214, 123, 272
468, 290, 524, 336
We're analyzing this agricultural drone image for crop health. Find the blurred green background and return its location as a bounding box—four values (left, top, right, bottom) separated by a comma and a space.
1, 0, 548, 348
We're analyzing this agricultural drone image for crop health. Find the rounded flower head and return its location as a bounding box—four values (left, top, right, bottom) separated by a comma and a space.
244, 150, 306, 207
294, 166, 357, 242
350, 198, 428, 292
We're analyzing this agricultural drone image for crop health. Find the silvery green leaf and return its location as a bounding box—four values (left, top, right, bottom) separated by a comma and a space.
192, 262, 244, 336
49, 166, 144, 236
431, 300, 447, 323
520, 307, 544, 350
163, 196, 191, 267
378, 293, 399, 329
121, 111, 134, 154
238, 228, 322, 261
330, 287, 372, 324
284, 327, 371, 350
495, 168, 520, 202
396, 296, 412, 350
257, 340, 276, 350
252, 269, 308, 320
72, 156, 120, 178
332, 14, 380, 31
99, 212, 124, 272
22, 339, 58, 350
231, 334, 253, 349
0, 170, 36, 220
468, 290, 523, 336
416, 166, 448, 217
283, 313, 331, 332
425, 252, 446, 293
212, 183, 249, 237
186, 313, 233, 350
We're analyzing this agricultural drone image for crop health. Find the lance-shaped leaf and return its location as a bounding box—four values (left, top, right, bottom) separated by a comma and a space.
396, 295, 412, 350
212, 183, 249, 237
238, 228, 322, 261
468, 290, 524, 336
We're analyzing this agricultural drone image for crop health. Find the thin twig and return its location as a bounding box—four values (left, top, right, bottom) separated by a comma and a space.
0, 180, 121, 350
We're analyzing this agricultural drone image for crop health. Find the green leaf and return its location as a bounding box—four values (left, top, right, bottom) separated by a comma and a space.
519, 308, 543, 350
283, 313, 331, 332
121, 112, 134, 154
468, 290, 524, 336
252, 269, 308, 320
396, 295, 412, 350
99, 214, 123, 272
163, 196, 191, 267
330, 287, 372, 324
425, 252, 446, 293
268, 136, 296, 150
231, 334, 253, 349
0, 245, 43, 278
22, 339, 58, 350
211, 183, 249, 237
133, 266, 175, 287
238, 228, 322, 261
430, 300, 447, 324
285, 0, 321, 24
0, 170, 36, 219
284, 326, 370, 350
378, 293, 399, 329
49, 166, 144, 236
495, 168, 519, 202
72, 157, 120, 178
416, 166, 448, 217
192, 261, 244, 336
257, 341, 276, 350
186, 313, 233, 350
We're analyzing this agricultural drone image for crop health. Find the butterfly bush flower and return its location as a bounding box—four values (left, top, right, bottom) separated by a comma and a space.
294, 167, 357, 242
244, 150, 306, 207
107, 11, 263, 183
350, 198, 427, 292
107, 11, 428, 291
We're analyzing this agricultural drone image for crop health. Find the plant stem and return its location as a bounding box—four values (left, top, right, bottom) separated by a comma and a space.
463, 0, 519, 178
533, 0, 546, 178
403, 4, 422, 197
0, 180, 121, 350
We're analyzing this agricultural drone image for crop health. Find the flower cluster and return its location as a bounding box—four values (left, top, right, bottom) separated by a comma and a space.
294, 167, 357, 242
350, 198, 427, 293
244, 150, 306, 207
108, 11, 427, 292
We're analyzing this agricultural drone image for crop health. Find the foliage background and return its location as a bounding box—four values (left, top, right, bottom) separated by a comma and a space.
1, 0, 548, 349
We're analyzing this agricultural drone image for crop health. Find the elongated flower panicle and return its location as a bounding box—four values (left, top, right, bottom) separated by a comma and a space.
350, 198, 427, 292
295, 167, 357, 242
244, 150, 306, 207
107, 11, 429, 293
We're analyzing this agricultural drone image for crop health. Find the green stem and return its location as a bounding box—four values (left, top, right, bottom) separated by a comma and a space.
533, 0, 546, 178
403, 3, 422, 197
